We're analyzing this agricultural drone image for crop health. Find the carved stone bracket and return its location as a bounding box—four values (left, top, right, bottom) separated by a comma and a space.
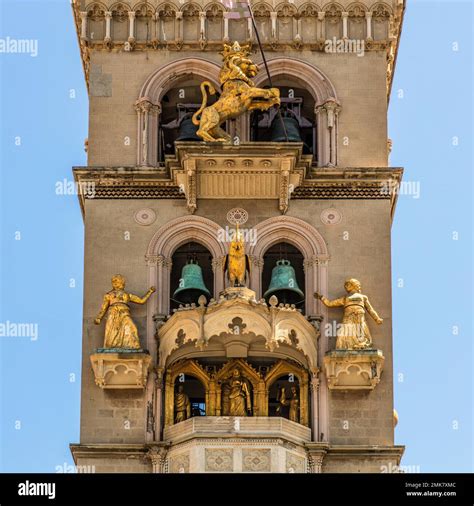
323, 349, 385, 390
90, 351, 152, 389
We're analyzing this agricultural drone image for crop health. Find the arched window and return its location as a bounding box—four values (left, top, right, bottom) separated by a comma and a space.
87, 4, 106, 41
136, 59, 221, 166
159, 77, 219, 162
262, 242, 305, 308
170, 241, 214, 310
253, 59, 340, 167
110, 3, 129, 41
134, 3, 154, 43
250, 80, 316, 162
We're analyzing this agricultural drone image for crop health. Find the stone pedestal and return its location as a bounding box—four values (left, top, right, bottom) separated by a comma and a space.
323, 349, 385, 391
90, 350, 152, 389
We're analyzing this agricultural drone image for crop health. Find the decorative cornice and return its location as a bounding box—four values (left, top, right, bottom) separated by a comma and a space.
71, 0, 406, 97
73, 165, 403, 221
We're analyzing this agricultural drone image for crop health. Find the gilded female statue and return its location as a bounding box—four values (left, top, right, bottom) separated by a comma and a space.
228, 369, 251, 416
314, 278, 383, 350
94, 274, 155, 349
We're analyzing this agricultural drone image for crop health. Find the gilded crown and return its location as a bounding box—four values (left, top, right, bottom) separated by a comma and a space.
221, 41, 251, 59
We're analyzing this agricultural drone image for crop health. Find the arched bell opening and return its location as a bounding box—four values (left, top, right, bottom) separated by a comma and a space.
174, 374, 207, 420
250, 81, 316, 163
268, 374, 300, 420
170, 241, 213, 310
262, 242, 305, 308
158, 79, 220, 162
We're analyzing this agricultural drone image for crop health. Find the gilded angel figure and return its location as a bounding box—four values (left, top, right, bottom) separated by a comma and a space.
94, 274, 155, 349
314, 278, 383, 350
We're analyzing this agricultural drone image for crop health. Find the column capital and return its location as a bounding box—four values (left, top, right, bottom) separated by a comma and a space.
128, 11, 136, 19
105, 11, 112, 19
317, 11, 325, 21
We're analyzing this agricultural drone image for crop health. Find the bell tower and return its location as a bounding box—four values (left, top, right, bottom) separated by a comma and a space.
70, 0, 406, 473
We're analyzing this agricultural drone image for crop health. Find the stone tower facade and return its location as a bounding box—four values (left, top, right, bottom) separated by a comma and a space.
70, 0, 405, 473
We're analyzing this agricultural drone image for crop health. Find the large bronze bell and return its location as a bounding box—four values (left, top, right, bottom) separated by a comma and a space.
175, 116, 201, 142
264, 259, 304, 305
270, 115, 303, 143
173, 260, 211, 304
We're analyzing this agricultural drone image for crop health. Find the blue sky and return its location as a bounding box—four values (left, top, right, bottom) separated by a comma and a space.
0, 0, 472, 473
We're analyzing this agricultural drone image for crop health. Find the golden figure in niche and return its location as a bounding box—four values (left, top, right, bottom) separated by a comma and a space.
315, 278, 383, 350
226, 368, 252, 416
174, 385, 191, 423
276, 385, 300, 423
223, 223, 251, 287
192, 41, 280, 142
288, 386, 300, 423
94, 274, 155, 349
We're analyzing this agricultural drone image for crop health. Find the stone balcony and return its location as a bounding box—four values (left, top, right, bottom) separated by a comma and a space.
164, 416, 312, 446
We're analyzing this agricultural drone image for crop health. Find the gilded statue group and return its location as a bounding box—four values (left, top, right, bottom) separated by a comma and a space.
92, 41, 384, 428
173, 368, 301, 424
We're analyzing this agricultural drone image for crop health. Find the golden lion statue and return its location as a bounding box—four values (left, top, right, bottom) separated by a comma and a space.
192, 42, 280, 142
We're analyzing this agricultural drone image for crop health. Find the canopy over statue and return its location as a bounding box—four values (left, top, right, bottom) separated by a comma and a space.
192, 41, 280, 142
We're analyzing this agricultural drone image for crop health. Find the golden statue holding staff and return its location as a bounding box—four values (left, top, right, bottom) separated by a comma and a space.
94, 274, 155, 349
192, 41, 280, 142
174, 385, 191, 423
228, 369, 252, 416
314, 278, 383, 350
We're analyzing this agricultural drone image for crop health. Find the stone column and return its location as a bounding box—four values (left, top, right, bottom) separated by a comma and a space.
317, 12, 325, 41
147, 445, 168, 473
211, 256, 225, 296
342, 12, 349, 39
294, 14, 302, 45
316, 99, 341, 167
365, 11, 373, 40
223, 12, 230, 42
247, 17, 253, 41
310, 372, 319, 440
153, 12, 160, 43
128, 11, 136, 43
154, 366, 165, 440
306, 445, 328, 473
175, 11, 183, 42
270, 12, 277, 39
80, 12, 88, 40
199, 11, 206, 41
104, 11, 112, 42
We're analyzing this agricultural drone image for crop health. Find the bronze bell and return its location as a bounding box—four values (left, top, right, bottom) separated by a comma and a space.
264, 259, 304, 305
173, 260, 211, 304
270, 115, 303, 143
175, 116, 201, 142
